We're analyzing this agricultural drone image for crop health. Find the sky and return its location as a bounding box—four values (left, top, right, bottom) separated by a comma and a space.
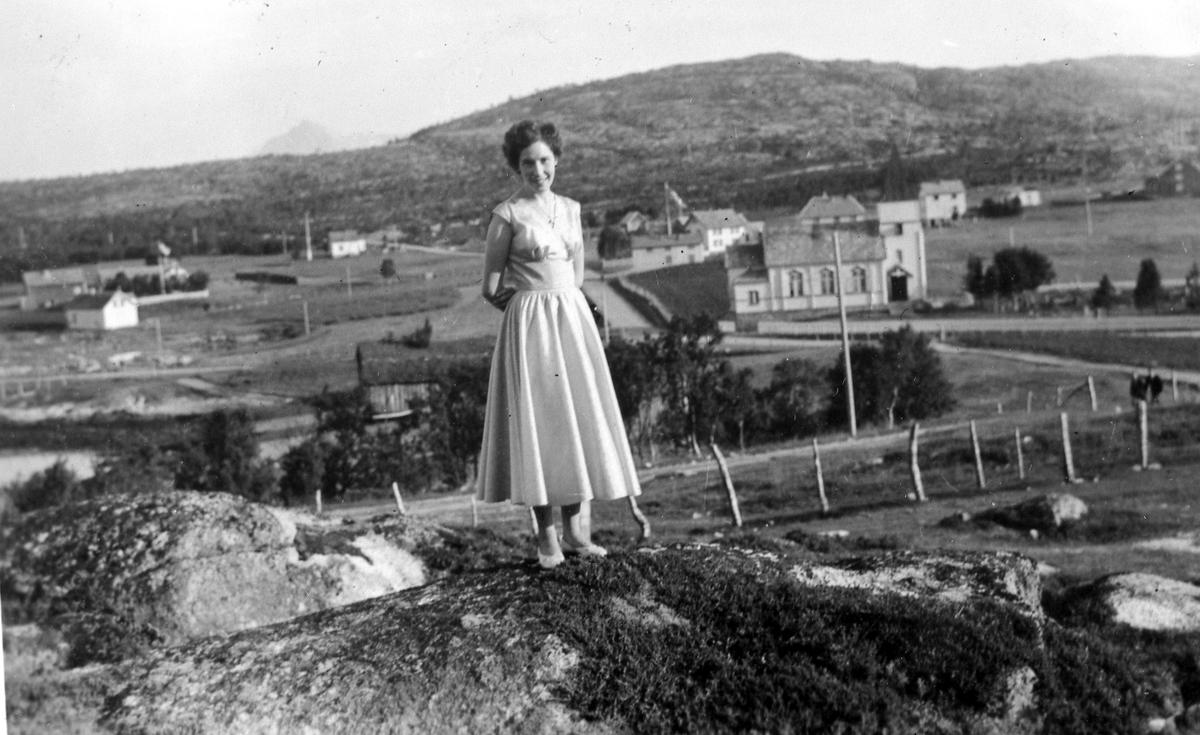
3, 0, 1199, 183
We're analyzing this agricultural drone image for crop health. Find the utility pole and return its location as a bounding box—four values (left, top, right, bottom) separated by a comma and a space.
834, 230, 857, 438
346, 264, 352, 299
304, 211, 313, 262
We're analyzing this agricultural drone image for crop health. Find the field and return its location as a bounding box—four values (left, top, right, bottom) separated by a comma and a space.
625, 260, 730, 318
954, 331, 1200, 374
924, 196, 1200, 297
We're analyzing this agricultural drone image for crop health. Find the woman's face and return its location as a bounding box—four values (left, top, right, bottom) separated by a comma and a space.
518, 141, 556, 194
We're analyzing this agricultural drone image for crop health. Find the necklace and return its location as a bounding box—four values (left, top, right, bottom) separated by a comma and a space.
532, 194, 557, 228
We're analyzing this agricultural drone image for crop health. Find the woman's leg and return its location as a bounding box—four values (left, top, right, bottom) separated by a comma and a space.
562, 503, 606, 555
533, 505, 561, 557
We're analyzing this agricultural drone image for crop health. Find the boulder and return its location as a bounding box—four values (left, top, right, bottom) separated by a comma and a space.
1056, 573, 1200, 632
22, 544, 1068, 735
790, 549, 1043, 617
0, 491, 456, 663
972, 493, 1088, 532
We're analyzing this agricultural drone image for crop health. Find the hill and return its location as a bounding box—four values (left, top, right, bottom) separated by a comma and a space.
1, 53, 1198, 280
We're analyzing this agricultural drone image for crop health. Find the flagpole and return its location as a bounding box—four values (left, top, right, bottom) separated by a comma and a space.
664, 182, 672, 235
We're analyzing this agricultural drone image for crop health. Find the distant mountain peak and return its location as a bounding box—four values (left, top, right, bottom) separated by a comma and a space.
259, 120, 392, 156
259, 120, 339, 156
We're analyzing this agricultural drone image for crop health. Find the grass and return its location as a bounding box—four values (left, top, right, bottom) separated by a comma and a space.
626, 260, 730, 319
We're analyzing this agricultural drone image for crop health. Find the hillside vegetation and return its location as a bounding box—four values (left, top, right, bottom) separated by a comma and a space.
2, 53, 1198, 280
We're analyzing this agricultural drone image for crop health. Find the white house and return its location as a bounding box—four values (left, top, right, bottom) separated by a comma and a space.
329, 230, 368, 259
630, 232, 706, 270
64, 290, 139, 330
918, 180, 967, 226
685, 209, 750, 256
796, 194, 868, 227
1003, 186, 1042, 208
725, 198, 928, 317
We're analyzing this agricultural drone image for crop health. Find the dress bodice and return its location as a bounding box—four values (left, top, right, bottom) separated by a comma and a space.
493, 194, 583, 291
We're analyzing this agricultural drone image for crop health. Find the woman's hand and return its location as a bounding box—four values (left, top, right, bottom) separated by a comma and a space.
488, 287, 517, 311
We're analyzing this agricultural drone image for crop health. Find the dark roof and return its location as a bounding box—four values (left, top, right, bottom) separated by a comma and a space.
22, 265, 101, 288
688, 209, 749, 230
630, 232, 704, 251
355, 343, 489, 386
763, 219, 884, 268
918, 180, 966, 196
797, 195, 866, 221
329, 230, 362, 242
725, 243, 765, 270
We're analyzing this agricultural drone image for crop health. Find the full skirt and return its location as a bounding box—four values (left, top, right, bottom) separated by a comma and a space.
475, 287, 641, 506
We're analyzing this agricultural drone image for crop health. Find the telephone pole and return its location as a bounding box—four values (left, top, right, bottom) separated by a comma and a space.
834, 230, 857, 438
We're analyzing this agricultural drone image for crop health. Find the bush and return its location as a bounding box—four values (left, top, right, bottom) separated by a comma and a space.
5, 459, 80, 513
380, 259, 396, 278
402, 318, 433, 348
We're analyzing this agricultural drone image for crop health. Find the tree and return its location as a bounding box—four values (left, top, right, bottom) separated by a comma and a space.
279, 439, 327, 506
964, 255, 989, 298
176, 409, 276, 501
380, 258, 396, 279
605, 334, 665, 459
598, 226, 632, 260
1090, 274, 1116, 311
827, 327, 954, 428
1186, 261, 1200, 311
421, 359, 492, 488
84, 434, 177, 496
656, 314, 724, 454
762, 358, 825, 441
1133, 258, 1164, 311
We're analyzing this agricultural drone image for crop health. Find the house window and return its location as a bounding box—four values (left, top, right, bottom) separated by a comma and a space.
788, 270, 804, 297
896, 249, 903, 264
851, 267, 867, 294
896, 223, 904, 235
820, 268, 836, 295
665, 254, 672, 265
748, 290, 760, 306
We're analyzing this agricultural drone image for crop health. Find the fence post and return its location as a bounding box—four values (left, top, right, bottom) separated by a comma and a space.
1056, 386, 1063, 407
909, 422, 926, 502
471, 497, 479, 528
813, 437, 829, 513
1060, 412, 1078, 483
1139, 399, 1150, 470
303, 301, 311, 336
391, 481, 406, 515
970, 420, 986, 489
710, 443, 742, 527
997, 402, 1003, 415
1172, 370, 1179, 402
315, 488, 323, 515
627, 496, 651, 541
1015, 428, 1026, 482
1026, 391, 1033, 414
1087, 376, 1098, 412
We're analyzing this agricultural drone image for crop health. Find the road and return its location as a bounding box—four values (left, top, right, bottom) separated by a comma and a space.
581, 277, 655, 331
756, 314, 1200, 338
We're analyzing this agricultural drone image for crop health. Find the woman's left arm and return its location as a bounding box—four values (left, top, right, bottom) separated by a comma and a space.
572, 200, 586, 289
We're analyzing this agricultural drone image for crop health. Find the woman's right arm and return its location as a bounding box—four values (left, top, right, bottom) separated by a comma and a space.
482, 213, 516, 310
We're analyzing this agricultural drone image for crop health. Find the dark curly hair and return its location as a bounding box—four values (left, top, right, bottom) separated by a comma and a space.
502, 120, 563, 172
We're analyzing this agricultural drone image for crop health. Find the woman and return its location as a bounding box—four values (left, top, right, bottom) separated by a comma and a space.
476, 120, 641, 569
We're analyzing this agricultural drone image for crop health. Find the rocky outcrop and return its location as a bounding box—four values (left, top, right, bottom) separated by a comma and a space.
942, 493, 1088, 533
791, 549, 1042, 617
65, 544, 1062, 735
1054, 573, 1200, 632
0, 492, 456, 665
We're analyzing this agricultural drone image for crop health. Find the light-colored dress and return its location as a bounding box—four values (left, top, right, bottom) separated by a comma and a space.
475, 193, 642, 507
